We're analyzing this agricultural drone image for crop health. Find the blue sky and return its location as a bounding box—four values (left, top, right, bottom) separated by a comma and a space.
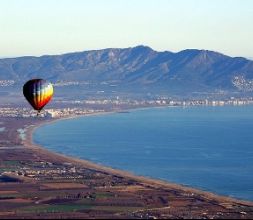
0, 0, 253, 57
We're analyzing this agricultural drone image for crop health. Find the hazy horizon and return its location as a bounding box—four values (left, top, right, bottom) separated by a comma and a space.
1, 0, 253, 58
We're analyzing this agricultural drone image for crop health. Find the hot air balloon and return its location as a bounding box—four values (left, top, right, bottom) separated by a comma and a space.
23, 79, 54, 114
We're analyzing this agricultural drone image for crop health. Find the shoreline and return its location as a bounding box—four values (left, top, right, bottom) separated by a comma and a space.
24, 112, 253, 207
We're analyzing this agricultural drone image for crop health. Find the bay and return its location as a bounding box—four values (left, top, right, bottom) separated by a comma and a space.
33, 106, 253, 201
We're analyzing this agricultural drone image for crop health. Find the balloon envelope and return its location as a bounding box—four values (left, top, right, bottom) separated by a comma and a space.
23, 79, 54, 111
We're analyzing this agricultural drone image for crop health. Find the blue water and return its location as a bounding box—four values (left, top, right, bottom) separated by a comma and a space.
33, 106, 253, 201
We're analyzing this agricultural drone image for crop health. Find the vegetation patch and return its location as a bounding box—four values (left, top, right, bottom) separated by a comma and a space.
20, 204, 93, 213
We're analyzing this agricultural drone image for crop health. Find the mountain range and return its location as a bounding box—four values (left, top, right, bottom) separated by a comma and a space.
1, 46, 253, 98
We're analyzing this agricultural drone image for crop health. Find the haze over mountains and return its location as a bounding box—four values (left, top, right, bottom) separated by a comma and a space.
1, 46, 253, 98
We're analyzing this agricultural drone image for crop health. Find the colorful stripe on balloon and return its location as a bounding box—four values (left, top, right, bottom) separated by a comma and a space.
23, 79, 54, 111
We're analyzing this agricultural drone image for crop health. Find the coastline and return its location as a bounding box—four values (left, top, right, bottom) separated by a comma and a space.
23, 112, 253, 207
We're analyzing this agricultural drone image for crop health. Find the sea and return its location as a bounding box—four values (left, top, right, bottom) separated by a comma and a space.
33, 106, 253, 201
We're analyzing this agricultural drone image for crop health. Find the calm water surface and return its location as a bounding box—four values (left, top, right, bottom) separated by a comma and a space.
33, 106, 253, 201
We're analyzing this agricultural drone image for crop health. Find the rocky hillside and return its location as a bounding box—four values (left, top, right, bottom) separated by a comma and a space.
1, 46, 253, 95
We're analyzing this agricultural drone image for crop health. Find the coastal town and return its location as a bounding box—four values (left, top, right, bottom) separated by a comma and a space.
0, 107, 104, 118
1, 97, 253, 118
